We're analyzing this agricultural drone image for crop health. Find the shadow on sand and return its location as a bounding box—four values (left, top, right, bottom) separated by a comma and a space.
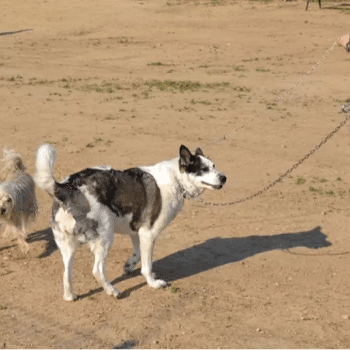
323, 3, 350, 13
26, 228, 58, 258
26, 225, 331, 299
152, 226, 331, 282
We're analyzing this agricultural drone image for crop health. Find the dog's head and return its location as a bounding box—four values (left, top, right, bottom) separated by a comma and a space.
0, 149, 26, 182
178, 145, 226, 197
0, 192, 14, 221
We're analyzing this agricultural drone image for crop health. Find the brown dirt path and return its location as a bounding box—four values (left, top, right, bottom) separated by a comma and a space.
1, 0, 350, 348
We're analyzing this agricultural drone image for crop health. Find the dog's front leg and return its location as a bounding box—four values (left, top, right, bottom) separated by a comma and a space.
19, 221, 29, 252
2, 225, 12, 238
139, 228, 167, 289
18, 231, 29, 253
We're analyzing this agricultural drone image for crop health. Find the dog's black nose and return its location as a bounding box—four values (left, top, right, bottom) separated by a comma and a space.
0, 208, 5, 215
220, 174, 227, 184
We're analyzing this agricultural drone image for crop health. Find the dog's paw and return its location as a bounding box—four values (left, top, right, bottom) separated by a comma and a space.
148, 278, 167, 289
124, 254, 140, 274
106, 287, 121, 298
64, 293, 78, 302
124, 261, 136, 274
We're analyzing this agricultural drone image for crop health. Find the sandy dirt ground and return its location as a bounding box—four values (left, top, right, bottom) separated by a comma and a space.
1, 0, 350, 348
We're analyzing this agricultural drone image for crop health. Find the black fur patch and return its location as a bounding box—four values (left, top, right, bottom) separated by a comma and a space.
52, 189, 99, 240
186, 156, 208, 176
179, 145, 208, 176
54, 167, 162, 232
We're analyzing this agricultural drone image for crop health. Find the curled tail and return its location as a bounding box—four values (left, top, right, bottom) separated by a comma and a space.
35, 144, 99, 241
35, 144, 57, 196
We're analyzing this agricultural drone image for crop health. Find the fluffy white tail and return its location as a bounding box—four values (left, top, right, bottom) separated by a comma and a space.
35, 144, 57, 195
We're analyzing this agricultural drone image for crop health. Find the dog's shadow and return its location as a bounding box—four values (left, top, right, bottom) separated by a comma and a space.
323, 3, 350, 12
80, 226, 331, 300
23, 226, 332, 299
153, 226, 332, 282
26, 228, 58, 258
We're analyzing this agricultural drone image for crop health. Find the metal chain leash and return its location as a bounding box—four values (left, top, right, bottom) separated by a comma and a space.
342, 100, 350, 113
203, 42, 338, 149
194, 110, 350, 206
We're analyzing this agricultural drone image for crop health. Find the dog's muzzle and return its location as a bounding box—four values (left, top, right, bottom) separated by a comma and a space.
202, 174, 227, 190
219, 174, 227, 185
216, 174, 227, 189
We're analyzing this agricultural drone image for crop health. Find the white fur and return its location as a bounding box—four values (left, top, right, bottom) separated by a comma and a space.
35, 144, 226, 300
35, 144, 57, 195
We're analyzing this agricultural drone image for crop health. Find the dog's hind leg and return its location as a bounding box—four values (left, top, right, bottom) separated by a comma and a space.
139, 228, 167, 289
55, 233, 79, 301
90, 236, 121, 298
124, 233, 141, 274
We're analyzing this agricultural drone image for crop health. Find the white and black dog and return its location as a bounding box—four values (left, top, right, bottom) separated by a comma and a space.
35, 143, 226, 301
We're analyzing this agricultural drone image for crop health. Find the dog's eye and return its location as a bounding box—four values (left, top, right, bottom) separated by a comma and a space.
201, 167, 209, 172
6, 197, 11, 202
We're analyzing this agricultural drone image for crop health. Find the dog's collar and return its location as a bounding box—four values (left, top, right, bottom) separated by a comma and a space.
183, 189, 194, 199
179, 183, 201, 200
178, 183, 191, 199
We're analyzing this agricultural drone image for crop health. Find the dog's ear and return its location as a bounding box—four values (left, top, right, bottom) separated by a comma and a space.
179, 145, 193, 171
195, 148, 204, 156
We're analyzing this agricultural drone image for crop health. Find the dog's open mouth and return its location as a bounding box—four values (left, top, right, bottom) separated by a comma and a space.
201, 182, 223, 190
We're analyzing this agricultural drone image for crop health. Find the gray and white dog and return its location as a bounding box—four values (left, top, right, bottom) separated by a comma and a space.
0, 149, 37, 251
35, 143, 226, 301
